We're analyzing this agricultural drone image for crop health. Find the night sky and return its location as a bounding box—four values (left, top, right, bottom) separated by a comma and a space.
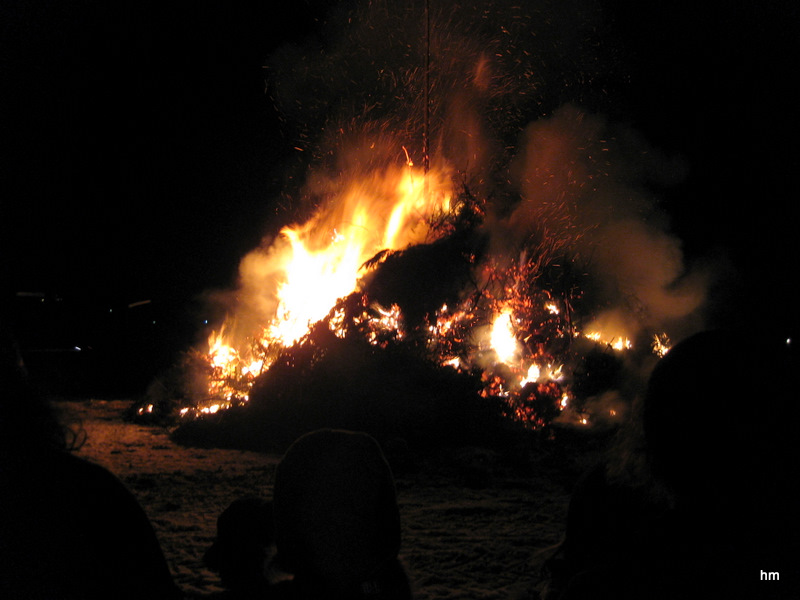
2, 1, 324, 302
3, 1, 799, 389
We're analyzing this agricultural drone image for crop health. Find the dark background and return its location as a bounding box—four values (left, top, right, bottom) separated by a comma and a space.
2, 0, 798, 395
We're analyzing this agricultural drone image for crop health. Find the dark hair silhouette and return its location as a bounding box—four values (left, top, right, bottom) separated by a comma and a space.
0, 319, 75, 453
204, 496, 275, 598
643, 330, 796, 506
0, 318, 182, 600
546, 330, 800, 599
645, 331, 747, 499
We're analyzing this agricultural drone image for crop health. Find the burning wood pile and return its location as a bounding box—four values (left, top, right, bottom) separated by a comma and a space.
132, 1, 706, 449
136, 168, 672, 449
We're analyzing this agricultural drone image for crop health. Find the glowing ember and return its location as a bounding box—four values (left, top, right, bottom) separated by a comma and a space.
328, 307, 348, 338
361, 303, 404, 345
651, 333, 671, 357
583, 331, 632, 351
442, 357, 461, 369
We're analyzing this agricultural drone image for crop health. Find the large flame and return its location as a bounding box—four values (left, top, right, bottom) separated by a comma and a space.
267, 167, 450, 345
159, 0, 698, 432
202, 164, 453, 403
193, 156, 672, 428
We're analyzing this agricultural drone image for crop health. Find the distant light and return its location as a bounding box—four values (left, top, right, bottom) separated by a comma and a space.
204, 319, 208, 325
152, 321, 157, 325
73, 346, 81, 352
787, 338, 792, 347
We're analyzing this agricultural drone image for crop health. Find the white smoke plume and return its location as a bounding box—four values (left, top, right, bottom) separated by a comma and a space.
502, 105, 707, 341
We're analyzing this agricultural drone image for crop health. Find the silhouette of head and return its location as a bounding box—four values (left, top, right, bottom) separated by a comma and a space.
643, 330, 792, 501
204, 497, 274, 591
0, 316, 71, 453
273, 429, 401, 592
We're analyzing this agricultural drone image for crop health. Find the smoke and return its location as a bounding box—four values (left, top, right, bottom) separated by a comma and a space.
590, 219, 706, 324
266, 0, 613, 175
214, 0, 707, 349
501, 105, 707, 340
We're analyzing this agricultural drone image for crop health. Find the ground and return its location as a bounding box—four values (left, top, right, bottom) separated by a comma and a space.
60, 399, 582, 599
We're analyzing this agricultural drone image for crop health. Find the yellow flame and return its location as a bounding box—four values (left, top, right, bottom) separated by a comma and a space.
523, 363, 541, 383
208, 333, 238, 370
262, 166, 450, 348
520, 362, 563, 386
584, 331, 632, 351
651, 333, 671, 357
205, 164, 453, 401
328, 306, 348, 338
266, 226, 365, 346
360, 303, 404, 344
491, 309, 519, 364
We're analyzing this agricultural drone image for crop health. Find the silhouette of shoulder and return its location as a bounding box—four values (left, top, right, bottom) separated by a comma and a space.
1, 448, 181, 600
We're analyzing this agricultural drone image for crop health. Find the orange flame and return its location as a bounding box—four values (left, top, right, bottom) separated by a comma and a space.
263, 166, 451, 345
204, 164, 453, 401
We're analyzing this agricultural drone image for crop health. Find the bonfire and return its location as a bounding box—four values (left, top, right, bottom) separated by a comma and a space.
132, 1, 705, 448
136, 171, 669, 444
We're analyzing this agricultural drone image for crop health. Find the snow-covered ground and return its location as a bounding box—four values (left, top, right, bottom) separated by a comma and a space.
61, 399, 577, 599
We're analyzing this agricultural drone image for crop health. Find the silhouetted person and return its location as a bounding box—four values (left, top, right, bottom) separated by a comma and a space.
637, 329, 799, 598
545, 330, 799, 599
203, 496, 276, 599
270, 429, 413, 599
0, 320, 182, 600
